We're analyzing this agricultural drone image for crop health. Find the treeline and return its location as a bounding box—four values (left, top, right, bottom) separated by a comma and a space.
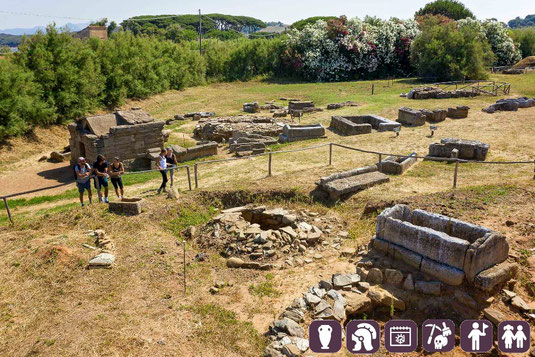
0, 33, 23, 47
508, 15, 535, 29
0, 26, 284, 139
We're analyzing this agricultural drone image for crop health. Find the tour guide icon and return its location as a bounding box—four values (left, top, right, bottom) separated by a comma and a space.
468, 322, 489, 351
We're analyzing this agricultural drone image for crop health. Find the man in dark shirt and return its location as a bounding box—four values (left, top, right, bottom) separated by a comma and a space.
93, 154, 110, 203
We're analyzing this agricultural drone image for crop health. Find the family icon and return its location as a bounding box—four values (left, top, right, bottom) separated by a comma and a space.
498, 321, 530, 353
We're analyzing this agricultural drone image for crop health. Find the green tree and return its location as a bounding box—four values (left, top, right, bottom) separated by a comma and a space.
511, 27, 535, 57
107, 21, 118, 36
0, 59, 54, 139
411, 18, 494, 80
291, 16, 337, 31
14, 25, 103, 122
415, 0, 475, 20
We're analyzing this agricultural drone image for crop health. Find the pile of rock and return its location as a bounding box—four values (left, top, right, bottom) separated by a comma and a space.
407, 86, 478, 99
426, 138, 490, 161
193, 116, 286, 142
198, 206, 347, 269
86, 229, 116, 269
243, 102, 260, 113
326, 101, 359, 110
229, 132, 277, 156
482, 97, 535, 113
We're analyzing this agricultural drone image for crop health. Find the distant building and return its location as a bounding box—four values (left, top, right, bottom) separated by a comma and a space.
73, 26, 107, 40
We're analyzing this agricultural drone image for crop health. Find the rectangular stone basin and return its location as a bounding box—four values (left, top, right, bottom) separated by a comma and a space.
109, 197, 144, 215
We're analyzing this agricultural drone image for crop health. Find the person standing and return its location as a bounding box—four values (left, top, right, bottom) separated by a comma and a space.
165, 147, 178, 188
157, 149, 168, 194
75, 157, 92, 207
108, 157, 125, 199
93, 154, 110, 203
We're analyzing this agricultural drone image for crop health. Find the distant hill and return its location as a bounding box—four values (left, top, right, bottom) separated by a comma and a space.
0, 22, 89, 36
508, 15, 535, 28
0, 33, 23, 47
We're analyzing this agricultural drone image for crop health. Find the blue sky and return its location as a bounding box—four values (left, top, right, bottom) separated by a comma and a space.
0, 0, 532, 29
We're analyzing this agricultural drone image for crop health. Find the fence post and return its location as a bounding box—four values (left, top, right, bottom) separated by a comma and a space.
3, 197, 13, 225
533, 160, 535, 180
453, 159, 459, 188
371, 84, 375, 95
268, 152, 272, 177
378, 153, 382, 172
186, 166, 192, 191
194, 164, 199, 189
329, 143, 333, 166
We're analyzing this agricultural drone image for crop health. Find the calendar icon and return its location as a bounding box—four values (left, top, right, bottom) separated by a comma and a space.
390, 326, 412, 347
385, 320, 418, 353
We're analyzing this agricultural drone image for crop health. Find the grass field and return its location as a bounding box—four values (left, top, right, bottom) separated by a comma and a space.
1, 74, 535, 356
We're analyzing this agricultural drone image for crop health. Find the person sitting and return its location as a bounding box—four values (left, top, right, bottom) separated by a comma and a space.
74, 157, 92, 207
157, 149, 168, 194
108, 157, 125, 199
165, 147, 178, 188
93, 154, 110, 203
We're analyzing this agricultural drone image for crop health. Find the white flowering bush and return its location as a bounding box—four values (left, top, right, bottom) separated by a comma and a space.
283, 17, 420, 81
458, 18, 521, 66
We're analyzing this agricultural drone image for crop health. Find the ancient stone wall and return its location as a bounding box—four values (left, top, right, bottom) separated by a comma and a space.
427, 138, 489, 161
397, 107, 426, 126
172, 142, 218, 162
278, 124, 325, 143
330, 115, 400, 135
372, 205, 511, 288
315, 165, 389, 200
447, 106, 470, 119
108, 198, 144, 215
378, 153, 417, 175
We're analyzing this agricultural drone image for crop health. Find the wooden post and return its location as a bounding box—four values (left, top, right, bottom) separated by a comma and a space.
378, 153, 382, 172
268, 152, 272, 177
533, 160, 535, 180
194, 164, 199, 189
371, 84, 375, 95
329, 143, 333, 166
186, 166, 192, 191
3, 197, 13, 225
453, 160, 459, 188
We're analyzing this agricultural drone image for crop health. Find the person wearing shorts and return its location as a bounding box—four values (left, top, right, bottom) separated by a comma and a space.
109, 157, 125, 199
93, 154, 110, 203
165, 147, 178, 187
75, 157, 92, 207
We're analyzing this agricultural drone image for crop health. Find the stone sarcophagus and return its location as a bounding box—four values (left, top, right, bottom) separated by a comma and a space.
315, 165, 389, 200
397, 107, 426, 126
426, 138, 490, 161
378, 152, 417, 175
371, 205, 514, 290
278, 124, 325, 143
330, 115, 400, 135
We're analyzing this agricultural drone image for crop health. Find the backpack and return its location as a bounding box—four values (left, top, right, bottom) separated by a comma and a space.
73, 163, 91, 180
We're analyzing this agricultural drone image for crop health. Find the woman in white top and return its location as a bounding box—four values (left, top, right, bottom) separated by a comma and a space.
157, 148, 168, 194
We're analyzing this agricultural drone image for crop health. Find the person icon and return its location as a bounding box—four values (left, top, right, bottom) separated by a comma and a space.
501, 325, 515, 349
514, 325, 527, 349
468, 322, 488, 351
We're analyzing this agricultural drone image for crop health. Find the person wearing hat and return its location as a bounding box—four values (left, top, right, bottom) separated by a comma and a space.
93, 154, 110, 203
165, 147, 178, 188
74, 157, 93, 207
108, 157, 125, 199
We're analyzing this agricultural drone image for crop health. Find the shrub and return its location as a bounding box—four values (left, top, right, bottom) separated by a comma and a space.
410, 19, 494, 80
415, 0, 475, 20
511, 27, 535, 58
0, 59, 54, 139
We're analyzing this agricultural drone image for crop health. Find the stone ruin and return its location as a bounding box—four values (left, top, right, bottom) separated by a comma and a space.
326, 101, 359, 110
278, 124, 325, 143
378, 153, 418, 175
197, 206, 349, 270
482, 97, 535, 113
407, 86, 478, 100
371, 205, 516, 290
193, 116, 285, 142
447, 105, 470, 119
229, 132, 277, 156
288, 101, 314, 112
398, 106, 468, 126
243, 102, 260, 113
171, 142, 218, 162
68, 109, 168, 166
426, 138, 489, 161
108, 197, 144, 216
314, 165, 390, 201
330, 115, 400, 135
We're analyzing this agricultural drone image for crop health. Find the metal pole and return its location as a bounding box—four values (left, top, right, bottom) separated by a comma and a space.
329, 143, 333, 166
183, 241, 186, 295
378, 153, 382, 172
453, 160, 459, 188
371, 84, 375, 95
268, 152, 272, 177
186, 166, 192, 191
198, 9, 202, 55
194, 164, 198, 189
3, 197, 13, 225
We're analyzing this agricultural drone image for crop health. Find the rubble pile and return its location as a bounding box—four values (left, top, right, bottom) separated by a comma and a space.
198, 206, 348, 269
193, 116, 286, 142
482, 97, 535, 113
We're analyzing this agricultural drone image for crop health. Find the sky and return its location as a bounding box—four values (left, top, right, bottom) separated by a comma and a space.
0, 0, 533, 30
